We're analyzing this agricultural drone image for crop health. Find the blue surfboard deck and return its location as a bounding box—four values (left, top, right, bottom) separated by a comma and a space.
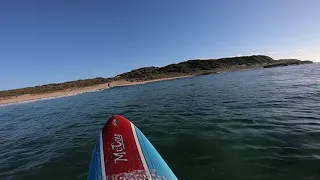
88, 115, 177, 180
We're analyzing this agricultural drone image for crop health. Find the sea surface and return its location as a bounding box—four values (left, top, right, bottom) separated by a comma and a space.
0, 64, 319, 180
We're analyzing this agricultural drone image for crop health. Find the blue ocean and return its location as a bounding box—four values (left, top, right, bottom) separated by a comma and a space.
0, 64, 319, 180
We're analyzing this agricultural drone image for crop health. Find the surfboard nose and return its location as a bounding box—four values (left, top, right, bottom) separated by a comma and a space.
101, 115, 147, 178
89, 115, 177, 180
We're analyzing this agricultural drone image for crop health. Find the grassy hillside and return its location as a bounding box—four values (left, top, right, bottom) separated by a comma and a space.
0, 55, 313, 98
118, 55, 275, 81
263, 59, 313, 68
0, 77, 112, 98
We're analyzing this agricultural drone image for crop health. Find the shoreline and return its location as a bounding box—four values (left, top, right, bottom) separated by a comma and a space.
1, 62, 315, 106
1, 55, 314, 106
0, 75, 193, 106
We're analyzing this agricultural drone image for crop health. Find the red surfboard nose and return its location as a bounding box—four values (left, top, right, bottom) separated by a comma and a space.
101, 115, 147, 178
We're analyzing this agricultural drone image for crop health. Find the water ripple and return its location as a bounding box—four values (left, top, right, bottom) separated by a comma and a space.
0, 64, 319, 179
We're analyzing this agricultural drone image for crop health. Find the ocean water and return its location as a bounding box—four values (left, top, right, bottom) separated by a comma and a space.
0, 64, 319, 180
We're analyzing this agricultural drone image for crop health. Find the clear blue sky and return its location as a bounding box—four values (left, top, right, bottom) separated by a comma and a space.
0, 0, 319, 90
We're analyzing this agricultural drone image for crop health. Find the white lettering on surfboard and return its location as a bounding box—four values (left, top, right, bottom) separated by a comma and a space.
111, 134, 128, 164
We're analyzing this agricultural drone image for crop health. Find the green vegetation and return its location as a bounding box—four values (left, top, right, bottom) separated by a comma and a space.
118, 55, 275, 81
0, 55, 313, 99
263, 59, 313, 68
0, 77, 111, 98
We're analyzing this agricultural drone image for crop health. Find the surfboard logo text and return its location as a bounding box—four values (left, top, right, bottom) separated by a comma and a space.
111, 134, 127, 164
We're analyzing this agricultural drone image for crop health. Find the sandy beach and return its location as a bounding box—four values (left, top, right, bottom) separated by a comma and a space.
0, 75, 193, 105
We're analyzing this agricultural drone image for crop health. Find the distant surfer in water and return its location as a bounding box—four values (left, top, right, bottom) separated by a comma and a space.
108, 83, 111, 88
